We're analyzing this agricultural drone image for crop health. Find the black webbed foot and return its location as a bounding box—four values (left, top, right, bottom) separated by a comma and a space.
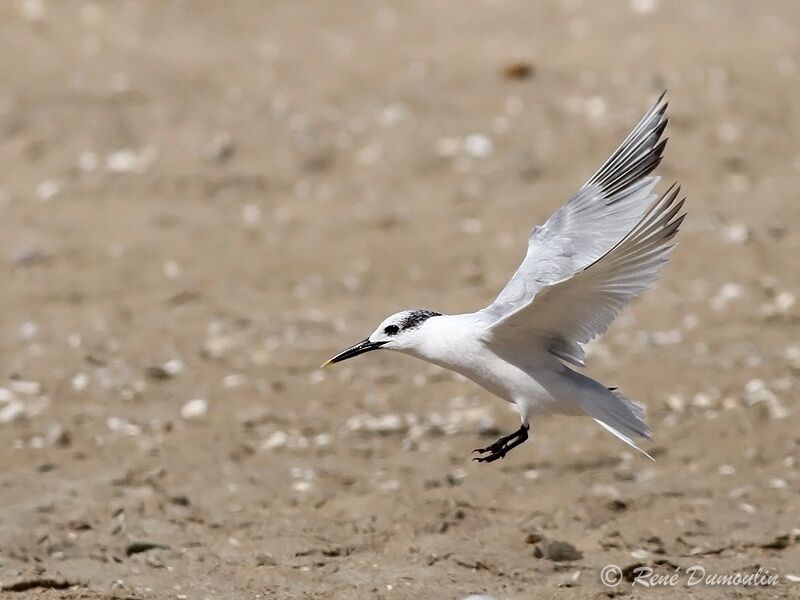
472, 424, 529, 463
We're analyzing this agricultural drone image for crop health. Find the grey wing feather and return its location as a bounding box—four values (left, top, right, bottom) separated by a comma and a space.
488, 185, 686, 366
483, 93, 669, 322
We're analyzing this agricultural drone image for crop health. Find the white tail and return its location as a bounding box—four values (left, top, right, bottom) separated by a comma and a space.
563, 368, 654, 460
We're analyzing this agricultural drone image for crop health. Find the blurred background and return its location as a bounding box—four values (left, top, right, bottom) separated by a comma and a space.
0, 1, 798, 598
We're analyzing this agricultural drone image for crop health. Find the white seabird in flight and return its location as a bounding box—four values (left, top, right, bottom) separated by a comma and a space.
324, 93, 685, 463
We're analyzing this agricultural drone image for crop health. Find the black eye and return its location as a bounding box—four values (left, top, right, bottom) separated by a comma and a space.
384, 325, 399, 336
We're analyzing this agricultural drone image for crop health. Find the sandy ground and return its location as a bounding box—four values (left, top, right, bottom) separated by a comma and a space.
1, 1, 799, 598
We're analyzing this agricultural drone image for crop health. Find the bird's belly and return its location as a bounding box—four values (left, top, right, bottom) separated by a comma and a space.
434, 350, 564, 415
410, 316, 578, 417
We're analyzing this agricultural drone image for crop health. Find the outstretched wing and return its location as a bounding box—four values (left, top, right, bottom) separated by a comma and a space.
487, 185, 686, 366
482, 93, 669, 324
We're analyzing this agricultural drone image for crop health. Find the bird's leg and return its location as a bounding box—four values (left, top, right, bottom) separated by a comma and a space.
472, 424, 530, 463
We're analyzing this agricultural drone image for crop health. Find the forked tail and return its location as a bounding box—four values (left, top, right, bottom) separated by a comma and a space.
563, 368, 654, 460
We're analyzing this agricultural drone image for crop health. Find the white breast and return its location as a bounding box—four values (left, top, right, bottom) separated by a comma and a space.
405, 314, 564, 415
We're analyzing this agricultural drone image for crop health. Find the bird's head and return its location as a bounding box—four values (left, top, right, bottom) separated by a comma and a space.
322, 309, 441, 367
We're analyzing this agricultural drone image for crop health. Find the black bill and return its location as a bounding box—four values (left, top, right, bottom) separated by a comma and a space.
321, 338, 386, 367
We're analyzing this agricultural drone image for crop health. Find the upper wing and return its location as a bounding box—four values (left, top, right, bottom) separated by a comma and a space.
482, 93, 669, 322
487, 185, 686, 366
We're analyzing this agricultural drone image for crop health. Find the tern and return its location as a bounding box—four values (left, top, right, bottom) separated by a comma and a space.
324, 93, 684, 463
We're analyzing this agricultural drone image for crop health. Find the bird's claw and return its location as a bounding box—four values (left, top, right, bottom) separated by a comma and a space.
471, 424, 530, 465
472, 440, 510, 462
472, 451, 507, 463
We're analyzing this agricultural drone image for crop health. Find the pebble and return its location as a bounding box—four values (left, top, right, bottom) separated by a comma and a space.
630, 548, 651, 560
664, 395, 683, 414
591, 484, 621, 499
222, 373, 246, 388
8, 246, 49, 267
292, 481, 312, 492
462, 134, 493, 159
202, 335, 237, 359
290, 465, 312, 477
10, 379, 43, 395
0, 385, 49, 422
261, 430, 288, 450
255, 553, 278, 567
502, 61, 534, 80
721, 223, 749, 245
71, 373, 89, 391
145, 366, 172, 381
649, 329, 683, 346
692, 392, 717, 409
436, 134, 494, 160
106, 417, 141, 436
379, 103, 409, 127
19, 0, 45, 21
346, 413, 406, 435
308, 370, 326, 385
533, 539, 583, 562
0, 399, 26, 423
378, 479, 401, 492
163, 359, 185, 376
242, 204, 262, 227
181, 398, 208, 420
439, 405, 496, 436
203, 132, 236, 163
18, 321, 39, 339
784, 345, 800, 371
710, 283, 745, 311
162, 261, 181, 279
46, 423, 70, 446
743, 379, 788, 420
760, 291, 796, 318
314, 433, 332, 447
370, 414, 403, 433
105, 147, 157, 173
584, 96, 607, 124
629, 0, 658, 15
35, 179, 62, 201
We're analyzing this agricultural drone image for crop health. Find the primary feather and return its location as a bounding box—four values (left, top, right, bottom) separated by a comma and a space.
482, 93, 677, 367
483, 92, 670, 333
